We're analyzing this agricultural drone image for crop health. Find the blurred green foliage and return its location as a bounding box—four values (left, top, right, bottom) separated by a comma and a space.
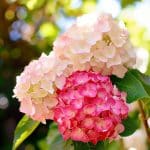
121, 0, 142, 8
0, 0, 150, 150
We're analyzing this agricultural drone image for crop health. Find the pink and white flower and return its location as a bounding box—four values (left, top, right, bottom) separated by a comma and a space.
14, 12, 132, 134
13, 52, 69, 123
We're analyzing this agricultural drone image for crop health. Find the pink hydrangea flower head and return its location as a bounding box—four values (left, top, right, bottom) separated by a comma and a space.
13, 52, 69, 123
54, 71, 129, 144
53, 13, 136, 78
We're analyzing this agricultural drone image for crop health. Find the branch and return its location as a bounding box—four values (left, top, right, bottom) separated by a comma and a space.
138, 100, 150, 143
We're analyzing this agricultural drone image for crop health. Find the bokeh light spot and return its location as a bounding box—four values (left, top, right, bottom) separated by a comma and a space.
39, 23, 58, 39
5, 9, 15, 20
0, 94, 9, 109
25, 144, 35, 150
17, 7, 27, 19
9, 30, 21, 41
27, 0, 38, 10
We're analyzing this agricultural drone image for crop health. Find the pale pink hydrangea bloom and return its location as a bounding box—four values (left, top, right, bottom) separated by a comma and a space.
13, 52, 69, 123
53, 13, 136, 78
54, 71, 129, 144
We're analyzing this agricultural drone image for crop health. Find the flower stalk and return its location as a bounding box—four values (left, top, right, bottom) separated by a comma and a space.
138, 100, 150, 143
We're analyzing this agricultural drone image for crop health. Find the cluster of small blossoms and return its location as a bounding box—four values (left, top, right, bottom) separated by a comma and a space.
13, 52, 69, 123
54, 71, 128, 144
54, 13, 136, 78
13, 12, 135, 142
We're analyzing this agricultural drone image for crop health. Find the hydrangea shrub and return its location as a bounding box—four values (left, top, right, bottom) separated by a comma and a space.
13, 12, 150, 150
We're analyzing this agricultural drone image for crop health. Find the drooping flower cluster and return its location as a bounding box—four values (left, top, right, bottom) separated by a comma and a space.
54, 13, 136, 78
13, 12, 134, 141
54, 71, 128, 144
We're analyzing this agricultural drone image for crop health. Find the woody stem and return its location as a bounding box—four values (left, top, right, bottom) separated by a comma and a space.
138, 100, 150, 143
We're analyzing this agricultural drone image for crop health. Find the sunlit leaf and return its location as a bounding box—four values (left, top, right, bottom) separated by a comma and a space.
13, 115, 40, 150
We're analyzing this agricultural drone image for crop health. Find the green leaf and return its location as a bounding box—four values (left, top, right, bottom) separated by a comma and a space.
111, 70, 149, 103
73, 142, 90, 150
50, 135, 65, 150
13, 115, 40, 150
105, 141, 121, 150
95, 141, 109, 150
130, 69, 150, 95
47, 122, 74, 150
120, 111, 140, 136
73, 141, 109, 150
37, 138, 49, 150
47, 122, 62, 150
